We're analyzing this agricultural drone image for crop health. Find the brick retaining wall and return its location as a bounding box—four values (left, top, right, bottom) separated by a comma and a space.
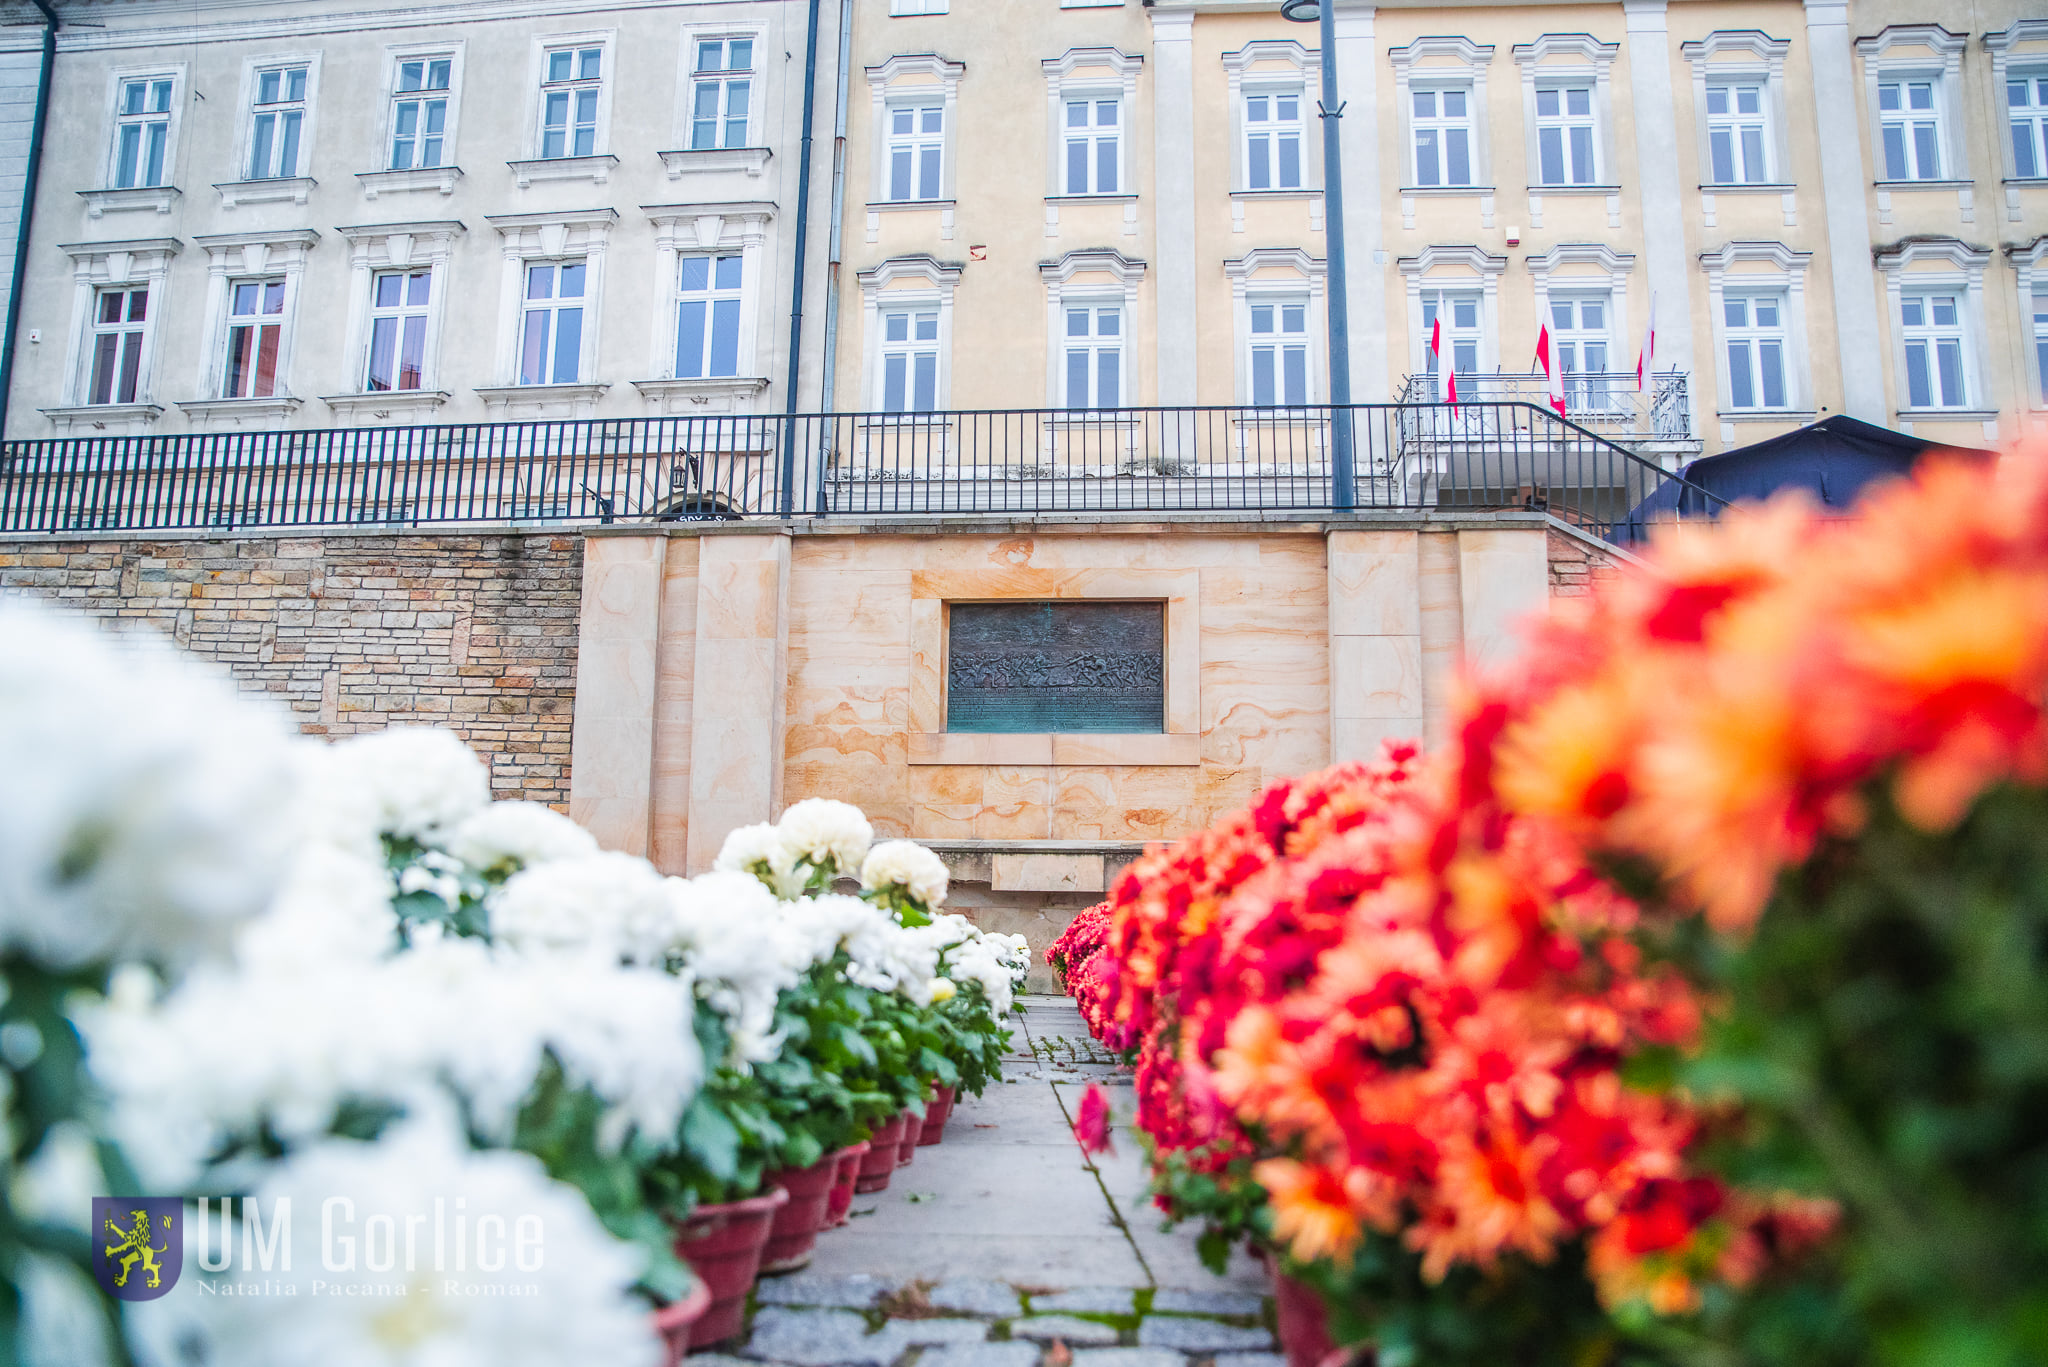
1546, 525, 1628, 598
0, 532, 583, 807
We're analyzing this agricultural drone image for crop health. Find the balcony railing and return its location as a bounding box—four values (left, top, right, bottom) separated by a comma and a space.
0, 402, 1727, 546
1395, 370, 1694, 442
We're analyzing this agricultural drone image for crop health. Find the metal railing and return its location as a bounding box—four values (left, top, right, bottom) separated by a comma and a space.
0, 401, 1727, 545
1395, 370, 1694, 442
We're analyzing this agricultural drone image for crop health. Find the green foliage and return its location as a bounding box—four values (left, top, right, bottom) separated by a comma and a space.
1639, 781, 2048, 1367
1143, 1138, 1269, 1275
932, 983, 1012, 1099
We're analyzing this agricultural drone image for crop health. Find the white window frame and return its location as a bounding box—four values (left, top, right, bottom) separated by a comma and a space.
1398, 244, 1507, 380
1224, 41, 1320, 194
1525, 242, 1631, 413
193, 231, 317, 405
527, 31, 617, 161
1225, 247, 1326, 407
1513, 35, 1618, 191
865, 54, 965, 210
1699, 241, 1815, 424
1874, 237, 1993, 420
857, 255, 960, 413
1391, 37, 1494, 195
83, 284, 153, 405
683, 28, 764, 152
2011, 236, 2048, 411
1408, 83, 1478, 188
1683, 32, 1792, 191
1718, 292, 1793, 413
1856, 25, 1968, 185
1042, 49, 1143, 202
643, 203, 774, 384
104, 67, 182, 192
364, 266, 435, 393
218, 277, 289, 399
232, 53, 321, 184
1985, 21, 2048, 191
486, 210, 617, 391
890, 0, 947, 14
54, 240, 178, 415
334, 221, 464, 405
381, 44, 464, 173
1419, 288, 1484, 400
1039, 248, 1146, 409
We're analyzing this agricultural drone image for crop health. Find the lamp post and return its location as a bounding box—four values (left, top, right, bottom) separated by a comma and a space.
1279, 0, 1354, 510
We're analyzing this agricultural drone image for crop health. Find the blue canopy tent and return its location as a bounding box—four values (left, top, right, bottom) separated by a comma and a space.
1612, 415, 1993, 546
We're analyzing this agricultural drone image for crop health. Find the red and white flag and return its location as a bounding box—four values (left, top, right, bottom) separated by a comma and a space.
1535, 324, 1566, 417
1635, 292, 1657, 391
1429, 315, 1459, 408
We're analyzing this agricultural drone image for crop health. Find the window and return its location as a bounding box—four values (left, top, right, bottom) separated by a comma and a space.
1899, 292, 1968, 408
519, 261, 587, 385
2033, 290, 2048, 405
2012, 75, 2048, 179
1549, 296, 1611, 409
1879, 79, 1944, 180
1722, 295, 1789, 410
367, 270, 432, 392
1249, 300, 1309, 406
1062, 306, 1122, 409
890, 0, 946, 13
946, 601, 1165, 734
1421, 290, 1481, 400
113, 78, 174, 189
1064, 98, 1121, 194
676, 254, 743, 379
540, 46, 602, 158
880, 309, 939, 412
1705, 82, 1771, 183
690, 38, 753, 150
886, 105, 944, 200
248, 66, 308, 179
1412, 88, 1475, 187
87, 288, 148, 405
1244, 91, 1304, 190
222, 280, 286, 399
390, 58, 450, 170
1534, 85, 1597, 185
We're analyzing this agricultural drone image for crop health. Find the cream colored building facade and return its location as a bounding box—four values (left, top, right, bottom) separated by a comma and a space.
0, 0, 837, 439
834, 0, 2048, 454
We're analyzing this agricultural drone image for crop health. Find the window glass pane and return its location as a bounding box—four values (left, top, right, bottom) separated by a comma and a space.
1740, 128, 1766, 182
1900, 298, 1923, 327
551, 307, 582, 383
885, 313, 908, 343
1728, 341, 1754, 408
1445, 128, 1470, 185
1882, 125, 1907, 178
578, 48, 601, 80
548, 51, 571, 81
407, 271, 431, 307
1912, 123, 1940, 177
1066, 349, 1089, 408
914, 313, 938, 342
1414, 128, 1438, 185
1706, 86, 1728, 116
1097, 137, 1117, 193
710, 298, 740, 376
368, 315, 397, 391
527, 264, 554, 300
1249, 135, 1272, 188
1097, 349, 1118, 408
520, 312, 549, 384
883, 353, 906, 410
715, 255, 742, 289
918, 145, 941, 196
1760, 341, 1785, 408
1251, 305, 1272, 334
1277, 135, 1300, 188
1412, 90, 1434, 117
1936, 338, 1963, 405
730, 39, 753, 69
1932, 297, 1957, 326
400, 315, 426, 390
676, 300, 706, 377
1537, 88, 1558, 117
559, 263, 586, 298
913, 353, 937, 410
1282, 305, 1305, 334
1724, 298, 1747, 328
1905, 341, 1931, 407
1539, 126, 1563, 184
679, 255, 709, 292
375, 274, 402, 308
1569, 125, 1595, 183
1283, 347, 1307, 405
1067, 139, 1088, 193
1710, 128, 1734, 183
1444, 90, 1465, 117
1098, 310, 1119, 337
1252, 348, 1275, 406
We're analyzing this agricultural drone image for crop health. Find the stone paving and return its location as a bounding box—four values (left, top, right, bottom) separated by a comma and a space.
711, 997, 1277, 1367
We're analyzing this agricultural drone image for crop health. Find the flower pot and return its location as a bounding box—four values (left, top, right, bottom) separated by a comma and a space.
669, 1186, 790, 1350
895, 1108, 921, 1167
854, 1116, 906, 1193
760, 1157, 839, 1275
824, 1141, 869, 1228
1269, 1255, 1345, 1367
651, 1278, 713, 1367
917, 1085, 956, 1146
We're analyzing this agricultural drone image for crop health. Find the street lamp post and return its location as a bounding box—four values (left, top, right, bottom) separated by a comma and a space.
1279, 0, 1354, 510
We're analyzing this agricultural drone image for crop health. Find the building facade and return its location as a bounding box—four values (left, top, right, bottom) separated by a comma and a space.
835, 0, 2048, 455
0, 0, 838, 440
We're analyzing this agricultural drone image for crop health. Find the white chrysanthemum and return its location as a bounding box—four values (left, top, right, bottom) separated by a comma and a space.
860, 840, 949, 908
488, 852, 677, 962
667, 872, 816, 1065
0, 601, 301, 974
714, 823, 782, 874
439, 801, 599, 873
774, 799, 873, 876
235, 843, 399, 972
128, 1115, 661, 1367
790, 894, 943, 1003
329, 726, 491, 840
85, 939, 699, 1191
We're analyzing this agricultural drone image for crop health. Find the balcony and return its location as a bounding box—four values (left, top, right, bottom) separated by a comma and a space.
1396, 370, 1699, 463
0, 402, 1726, 548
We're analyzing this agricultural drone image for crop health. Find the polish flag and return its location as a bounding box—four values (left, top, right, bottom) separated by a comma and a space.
1636, 292, 1657, 391
1430, 315, 1459, 407
1535, 324, 1566, 417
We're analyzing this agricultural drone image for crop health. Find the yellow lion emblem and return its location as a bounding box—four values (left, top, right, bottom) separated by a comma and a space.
103, 1209, 169, 1290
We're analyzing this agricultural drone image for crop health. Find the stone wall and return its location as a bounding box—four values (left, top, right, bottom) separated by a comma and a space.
1547, 525, 1630, 598
0, 530, 582, 806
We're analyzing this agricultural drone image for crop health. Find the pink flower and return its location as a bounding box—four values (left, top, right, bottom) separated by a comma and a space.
1074, 1083, 1115, 1156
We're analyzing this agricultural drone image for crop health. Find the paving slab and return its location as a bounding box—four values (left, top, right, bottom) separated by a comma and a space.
1009, 1316, 1122, 1346
1070, 1351, 1186, 1367
875, 1319, 991, 1350
917, 1345, 1044, 1367
743, 1308, 902, 1367
1030, 1288, 1138, 1315
756, 1273, 898, 1309
927, 1279, 1024, 1317
1136, 1319, 1276, 1353
1212, 1354, 1287, 1367
1148, 1290, 1266, 1317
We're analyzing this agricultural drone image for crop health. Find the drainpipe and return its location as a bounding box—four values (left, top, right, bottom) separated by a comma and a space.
777, 0, 824, 517
0, 0, 58, 440
817, 0, 852, 420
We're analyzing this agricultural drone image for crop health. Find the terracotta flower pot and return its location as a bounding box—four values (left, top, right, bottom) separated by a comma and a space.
854, 1115, 906, 1193
651, 1278, 713, 1367
824, 1141, 869, 1228
1268, 1254, 1346, 1367
917, 1085, 956, 1146
759, 1156, 839, 1275
669, 1186, 790, 1350
895, 1108, 921, 1167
